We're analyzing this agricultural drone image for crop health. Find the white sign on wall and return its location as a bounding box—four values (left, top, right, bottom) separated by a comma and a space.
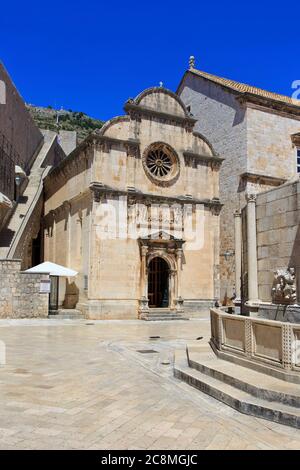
39, 279, 51, 293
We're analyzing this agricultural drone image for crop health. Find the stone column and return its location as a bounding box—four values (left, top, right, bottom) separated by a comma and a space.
234, 210, 242, 302
170, 270, 176, 308
140, 246, 148, 311
175, 248, 184, 311
246, 194, 259, 306
176, 248, 183, 298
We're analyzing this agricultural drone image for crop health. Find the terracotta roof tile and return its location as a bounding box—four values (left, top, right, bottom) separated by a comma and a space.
190, 68, 300, 108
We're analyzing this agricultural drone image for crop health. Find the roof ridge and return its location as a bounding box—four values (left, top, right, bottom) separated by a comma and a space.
189, 68, 300, 108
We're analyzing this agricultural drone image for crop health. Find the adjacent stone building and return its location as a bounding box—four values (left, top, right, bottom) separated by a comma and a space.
178, 59, 300, 304
43, 87, 222, 319
0, 62, 44, 230
0, 62, 66, 268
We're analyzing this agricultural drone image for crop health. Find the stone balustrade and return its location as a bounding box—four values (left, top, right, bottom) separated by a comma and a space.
210, 308, 300, 382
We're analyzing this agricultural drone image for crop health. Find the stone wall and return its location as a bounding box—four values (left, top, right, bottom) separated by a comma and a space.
0, 259, 49, 318
179, 72, 300, 304
0, 63, 43, 200
256, 180, 300, 302
247, 107, 300, 179
179, 74, 247, 301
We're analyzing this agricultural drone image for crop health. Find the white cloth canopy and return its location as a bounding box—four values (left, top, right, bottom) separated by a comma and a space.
25, 261, 78, 277
15, 165, 26, 176
0, 192, 12, 208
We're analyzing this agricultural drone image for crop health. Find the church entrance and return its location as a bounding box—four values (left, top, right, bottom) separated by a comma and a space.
148, 257, 169, 308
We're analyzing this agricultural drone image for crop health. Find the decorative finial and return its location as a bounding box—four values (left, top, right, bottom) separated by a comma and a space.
159, 81, 163, 87
189, 56, 195, 69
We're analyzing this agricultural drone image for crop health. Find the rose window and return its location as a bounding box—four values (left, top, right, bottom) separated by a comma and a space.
143, 143, 180, 186
146, 149, 172, 178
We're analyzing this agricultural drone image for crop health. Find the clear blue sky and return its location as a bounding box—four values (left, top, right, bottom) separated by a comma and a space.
1, 0, 299, 121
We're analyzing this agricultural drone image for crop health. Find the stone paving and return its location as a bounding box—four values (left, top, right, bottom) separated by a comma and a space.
0, 317, 300, 449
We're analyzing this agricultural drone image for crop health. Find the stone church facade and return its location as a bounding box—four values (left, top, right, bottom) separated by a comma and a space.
43, 88, 222, 319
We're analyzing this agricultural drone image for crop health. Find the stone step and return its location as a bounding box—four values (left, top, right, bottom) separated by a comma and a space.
187, 344, 300, 407
141, 310, 188, 321
49, 309, 84, 320
174, 349, 300, 429
143, 316, 187, 321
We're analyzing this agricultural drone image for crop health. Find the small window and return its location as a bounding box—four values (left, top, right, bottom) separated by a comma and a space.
297, 148, 300, 173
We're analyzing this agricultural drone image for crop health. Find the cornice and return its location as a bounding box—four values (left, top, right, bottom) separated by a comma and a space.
89, 182, 223, 214
240, 172, 287, 187
183, 151, 224, 168
237, 93, 300, 118
291, 133, 300, 147
124, 101, 197, 129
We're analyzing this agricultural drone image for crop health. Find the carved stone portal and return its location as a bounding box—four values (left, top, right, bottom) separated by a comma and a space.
272, 268, 297, 305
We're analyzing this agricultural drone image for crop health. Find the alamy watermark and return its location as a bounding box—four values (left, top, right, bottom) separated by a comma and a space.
292, 80, 300, 100
94, 197, 206, 251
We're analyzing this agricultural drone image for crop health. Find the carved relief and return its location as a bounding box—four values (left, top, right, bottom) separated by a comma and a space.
272, 268, 297, 304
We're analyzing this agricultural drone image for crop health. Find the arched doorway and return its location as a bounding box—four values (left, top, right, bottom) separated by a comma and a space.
148, 257, 169, 308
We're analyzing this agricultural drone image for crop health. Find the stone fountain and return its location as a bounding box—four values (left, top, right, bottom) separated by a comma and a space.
258, 267, 300, 322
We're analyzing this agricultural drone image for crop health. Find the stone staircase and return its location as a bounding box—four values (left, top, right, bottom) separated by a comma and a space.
49, 309, 85, 320
0, 133, 57, 259
140, 308, 188, 321
174, 342, 300, 429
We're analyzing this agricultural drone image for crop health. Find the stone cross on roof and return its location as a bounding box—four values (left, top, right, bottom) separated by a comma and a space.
189, 56, 195, 69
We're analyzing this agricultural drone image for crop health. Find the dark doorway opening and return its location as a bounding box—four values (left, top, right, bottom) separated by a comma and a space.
148, 257, 169, 308
31, 229, 42, 267
49, 276, 59, 312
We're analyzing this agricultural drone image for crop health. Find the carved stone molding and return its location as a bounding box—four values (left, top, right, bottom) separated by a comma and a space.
124, 142, 140, 159
291, 132, 300, 147
183, 151, 224, 169
90, 182, 105, 203
124, 101, 197, 130
246, 193, 257, 203
245, 319, 252, 357
282, 323, 293, 370
209, 199, 223, 216
240, 172, 286, 187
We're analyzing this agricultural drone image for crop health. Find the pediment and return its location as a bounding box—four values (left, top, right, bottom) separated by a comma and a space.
138, 231, 185, 247
147, 230, 174, 240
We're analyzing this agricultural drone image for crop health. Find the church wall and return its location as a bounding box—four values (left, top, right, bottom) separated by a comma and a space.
247, 106, 300, 178
179, 74, 247, 302
43, 87, 221, 319
44, 162, 92, 216
138, 91, 186, 116
255, 180, 300, 303
80, 194, 220, 319
43, 192, 92, 309
179, 73, 300, 305
181, 210, 219, 310
95, 119, 217, 201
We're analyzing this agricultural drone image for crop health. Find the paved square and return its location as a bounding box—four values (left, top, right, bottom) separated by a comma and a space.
0, 317, 299, 449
